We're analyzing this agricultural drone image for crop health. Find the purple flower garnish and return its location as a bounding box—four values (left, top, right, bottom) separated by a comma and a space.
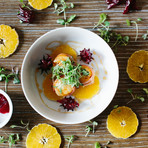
17, 6, 34, 23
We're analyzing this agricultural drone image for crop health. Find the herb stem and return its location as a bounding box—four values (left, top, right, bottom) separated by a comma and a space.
131, 21, 138, 41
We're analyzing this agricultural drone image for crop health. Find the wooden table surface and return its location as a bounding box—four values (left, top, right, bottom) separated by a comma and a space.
0, 0, 148, 147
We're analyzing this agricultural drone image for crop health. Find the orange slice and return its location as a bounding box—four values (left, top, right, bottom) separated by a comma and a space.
26, 124, 61, 148
0, 24, 19, 58
107, 106, 138, 139
127, 50, 148, 83
28, 0, 53, 10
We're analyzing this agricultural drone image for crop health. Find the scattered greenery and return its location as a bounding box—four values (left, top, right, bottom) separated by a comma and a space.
94, 13, 129, 51
0, 67, 20, 92
65, 135, 76, 148
19, 0, 31, 10
52, 57, 89, 88
95, 142, 101, 148
113, 105, 118, 109
126, 18, 142, 41
143, 88, 148, 97
127, 88, 145, 104
0, 134, 20, 147
10, 120, 30, 132
54, 0, 76, 25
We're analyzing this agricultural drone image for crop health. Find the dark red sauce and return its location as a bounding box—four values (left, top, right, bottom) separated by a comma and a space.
0, 94, 9, 114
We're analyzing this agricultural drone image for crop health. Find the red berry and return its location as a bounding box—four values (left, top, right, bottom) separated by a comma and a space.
79, 48, 93, 64
57, 96, 79, 111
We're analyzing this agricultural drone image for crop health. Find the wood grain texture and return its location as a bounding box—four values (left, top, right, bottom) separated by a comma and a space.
0, 0, 148, 147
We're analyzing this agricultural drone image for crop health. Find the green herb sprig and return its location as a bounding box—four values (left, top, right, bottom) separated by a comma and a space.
94, 13, 129, 51
127, 88, 145, 104
65, 135, 77, 148
95, 142, 101, 148
85, 120, 98, 137
142, 31, 148, 40
143, 88, 148, 97
0, 134, 20, 147
19, 0, 31, 10
113, 105, 118, 109
85, 126, 92, 137
52, 57, 89, 88
0, 67, 20, 92
54, 0, 76, 25
126, 18, 142, 41
10, 120, 30, 132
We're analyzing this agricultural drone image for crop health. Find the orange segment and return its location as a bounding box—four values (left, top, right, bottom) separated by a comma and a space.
107, 106, 139, 139
28, 0, 53, 10
0, 24, 19, 58
26, 124, 61, 148
127, 50, 148, 83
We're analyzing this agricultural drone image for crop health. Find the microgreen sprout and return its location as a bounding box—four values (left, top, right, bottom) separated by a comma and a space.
85, 126, 92, 137
94, 13, 129, 51
143, 88, 148, 97
94, 142, 101, 148
0, 67, 20, 92
113, 105, 118, 109
10, 120, 30, 132
126, 18, 142, 41
19, 0, 31, 10
65, 135, 77, 148
127, 88, 145, 104
54, 0, 76, 26
89, 120, 98, 133
142, 30, 148, 40
0, 134, 20, 147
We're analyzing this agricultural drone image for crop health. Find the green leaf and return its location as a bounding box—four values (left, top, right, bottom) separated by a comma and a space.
127, 88, 132, 93
67, 14, 76, 23
95, 142, 101, 148
13, 76, 20, 84
57, 19, 65, 25
126, 19, 131, 26
54, 3, 58, 10
20, 0, 23, 2
143, 88, 148, 96
123, 36, 130, 43
104, 21, 110, 27
70, 3, 74, 8
0, 136, 7, 143
137, 18, 142, 22
137, 96, 145, 102
113, 105, 118, 109
142, 34, 147, 40
99, 13, 107, 25
82, 69, 89, 76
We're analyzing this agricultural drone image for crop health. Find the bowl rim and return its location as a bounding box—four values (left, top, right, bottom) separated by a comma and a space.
0, 89, 13, 128
21, 27, 119, 124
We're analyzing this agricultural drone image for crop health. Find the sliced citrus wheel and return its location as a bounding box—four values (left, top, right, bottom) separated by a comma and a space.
127, 50, 148, 83
28, 0, 53, 10
26, 124, 61, 148
107, 106, 138, 139
0, 24, 19, 58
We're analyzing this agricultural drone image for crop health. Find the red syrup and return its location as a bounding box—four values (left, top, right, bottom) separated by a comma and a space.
0, 94, 9, 114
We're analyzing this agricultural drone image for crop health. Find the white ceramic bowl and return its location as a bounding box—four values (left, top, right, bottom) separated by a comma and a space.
21, 27, 119, 124
0, 89, 13, 128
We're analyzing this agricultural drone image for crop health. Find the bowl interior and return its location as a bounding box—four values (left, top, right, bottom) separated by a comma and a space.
0, 89, 13, 128
21, 27, 119, 124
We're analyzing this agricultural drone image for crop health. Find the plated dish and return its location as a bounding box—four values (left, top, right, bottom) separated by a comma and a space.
21, 27, 119, 124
